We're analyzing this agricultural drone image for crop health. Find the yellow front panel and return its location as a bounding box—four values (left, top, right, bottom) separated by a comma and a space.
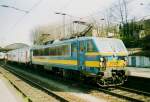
106, 60, 126, 67
85, 61, 100, 67
85, 52, 128, 56
85, 60, 126, 68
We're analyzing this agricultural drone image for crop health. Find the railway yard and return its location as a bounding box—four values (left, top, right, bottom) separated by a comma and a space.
0, 62, 150, 102
1, 0, 150, 102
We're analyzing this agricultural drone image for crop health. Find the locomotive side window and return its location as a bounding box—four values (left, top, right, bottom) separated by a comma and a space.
72, 43, 77, 52
50, 48, 54, 55
61, 45, 70, 56
80, 41, 85, 52
87, 40, 95, 52
45, 48, 49, 55
33, 49, 42, 56
71, 43, 77, 57
56, 47, 61, 55
33, 49, 39, 56
40, 49, 44, 56
33, 44, 71, 56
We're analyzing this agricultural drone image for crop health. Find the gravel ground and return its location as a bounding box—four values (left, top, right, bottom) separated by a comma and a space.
0, 66, 59, 102
0, 75, 25, 102
0, 75, 22, 102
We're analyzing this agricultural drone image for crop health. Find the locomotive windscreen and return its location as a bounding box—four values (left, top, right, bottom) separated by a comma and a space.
95, 38, 128, 56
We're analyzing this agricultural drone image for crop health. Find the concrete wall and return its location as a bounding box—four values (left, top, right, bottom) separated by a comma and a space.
128, 56, 150, 68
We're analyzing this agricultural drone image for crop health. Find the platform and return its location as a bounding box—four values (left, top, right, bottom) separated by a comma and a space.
127, 67, 150, 78
0, 76, 22, 102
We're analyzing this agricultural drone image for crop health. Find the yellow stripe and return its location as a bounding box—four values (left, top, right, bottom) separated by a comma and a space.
85, 61, 100, 67
85, 52, 113, 56
85, 60, 125, 67
106, 60, 126, 67
32, 58, 77, 65
32, 58, 126, 68
85, 52, 127, 56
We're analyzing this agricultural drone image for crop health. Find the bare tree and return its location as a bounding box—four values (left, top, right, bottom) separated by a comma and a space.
30, 21, 89, 45
30, 26, 43, 45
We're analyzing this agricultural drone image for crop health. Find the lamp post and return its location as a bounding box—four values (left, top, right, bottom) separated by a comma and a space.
55, 12, 66, 38
0, 4, 29, 13
100, 18, 105, 37
62, 13, 66, 37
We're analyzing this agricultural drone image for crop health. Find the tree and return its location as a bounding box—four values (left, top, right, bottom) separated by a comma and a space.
30, 22, 89, 45
141, 34, 150, 50
30, 25, 60, 45
108, 0, 129, 25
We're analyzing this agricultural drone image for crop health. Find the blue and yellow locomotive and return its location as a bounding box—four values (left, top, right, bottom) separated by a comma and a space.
32, 37, 128, 87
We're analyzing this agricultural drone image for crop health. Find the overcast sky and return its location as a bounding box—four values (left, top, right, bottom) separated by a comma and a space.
0, 0, 149, 47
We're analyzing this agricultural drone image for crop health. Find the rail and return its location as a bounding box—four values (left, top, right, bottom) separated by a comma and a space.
98, 86, 150, 102
0, 64, 68, 102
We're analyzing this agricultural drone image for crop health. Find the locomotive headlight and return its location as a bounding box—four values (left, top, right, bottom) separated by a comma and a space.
100, 57, 103, 62
124, 57, 127, 61
99, 62, 102, 67
99, 58, 103, 67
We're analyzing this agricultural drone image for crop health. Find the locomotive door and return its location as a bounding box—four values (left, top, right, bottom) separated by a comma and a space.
78, 41, 86, 70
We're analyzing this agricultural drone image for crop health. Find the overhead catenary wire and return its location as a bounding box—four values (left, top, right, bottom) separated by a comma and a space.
59, 0, 74, 12
8, 0, 43, 32
0, 4, 29, 13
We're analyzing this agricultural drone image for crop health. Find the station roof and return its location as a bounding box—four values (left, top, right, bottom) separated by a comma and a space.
4, 43, 29, 50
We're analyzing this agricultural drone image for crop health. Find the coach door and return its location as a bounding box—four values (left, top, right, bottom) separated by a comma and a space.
79, 41, 86, 70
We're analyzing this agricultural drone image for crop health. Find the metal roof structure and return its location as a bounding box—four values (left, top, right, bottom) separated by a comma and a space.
4, 43, 29, 50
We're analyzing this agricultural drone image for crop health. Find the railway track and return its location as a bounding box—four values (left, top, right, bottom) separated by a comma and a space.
0, 64, 107, 102
0, 64, 68, 102
1, 62, 150, 102
117, 86, 150, 97
97, 86, 150, 102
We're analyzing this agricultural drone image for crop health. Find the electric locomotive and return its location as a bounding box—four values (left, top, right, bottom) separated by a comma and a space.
32, 37, 128, 87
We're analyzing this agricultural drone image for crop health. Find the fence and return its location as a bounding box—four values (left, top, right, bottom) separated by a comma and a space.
128, 56, 150, 68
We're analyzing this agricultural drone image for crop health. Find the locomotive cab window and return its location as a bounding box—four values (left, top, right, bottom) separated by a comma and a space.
79, 41, 85, 52
87, 40, 96, 52
72, 43, 77, 52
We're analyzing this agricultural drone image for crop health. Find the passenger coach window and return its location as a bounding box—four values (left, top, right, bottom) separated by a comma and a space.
87, 40, 95, 52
